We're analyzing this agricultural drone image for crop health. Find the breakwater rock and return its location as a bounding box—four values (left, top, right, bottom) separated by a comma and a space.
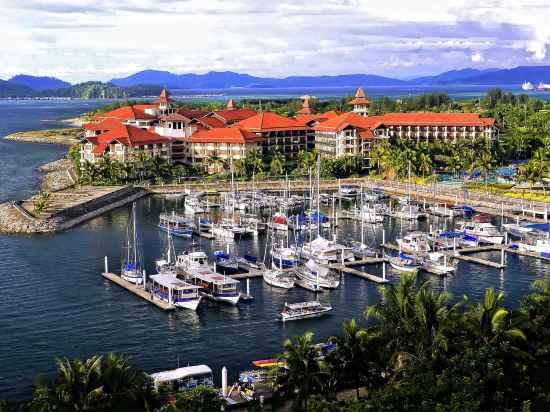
40, 158, 77, 192
4, 128, 80, 145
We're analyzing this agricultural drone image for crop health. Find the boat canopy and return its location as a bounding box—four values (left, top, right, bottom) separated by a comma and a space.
192, 268, 239, 285
213, 250, 230, 259
150, 274, 199, 290
150, 365, 212, 383
310, 211, 328, 223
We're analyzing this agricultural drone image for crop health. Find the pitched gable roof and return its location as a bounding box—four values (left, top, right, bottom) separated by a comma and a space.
212, 108, 257, 123
314, 112, 382, 132
377, 113, 495, 127
93, 105, 157, 122
232, 112, 306, 132
93, 124, 169, 146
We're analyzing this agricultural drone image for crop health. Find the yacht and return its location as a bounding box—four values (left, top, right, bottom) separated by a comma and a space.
236, 254, 262, 271
396, 232, 431, 254
269, 213, 289, 231
176, 251, 240, 305
159, 211, 195, 238
213, 250, 241, 275
263, 268, 295, 289
279, 301, 332, 322
184, 196, 205, 214
121, 203, 143, 285
458, 222, 503, 244
393, 204, 427, 220
271, 247, 299, 269
299, 236, 355, 265
295, 259, 340, 289
421, 252, 457, 276
338, 184, 359, 196
150, 274, 202, 310
522, 81, 534, 91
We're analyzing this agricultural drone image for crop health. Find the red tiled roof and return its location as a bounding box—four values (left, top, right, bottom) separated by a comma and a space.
154, 88, 173, 104
376, 113, 495, 127
314, 112, 382, 132
93, 106, 157, 122
133, 104, 158, 110
178, 108, 208, 119
232, 112, 306, 132
212, 108, 257, 123
94, 124, 169, 146
295, 110, 342, 126
186, 127, 263, 144
197, 116, 226, 129
83, 118, 122, 131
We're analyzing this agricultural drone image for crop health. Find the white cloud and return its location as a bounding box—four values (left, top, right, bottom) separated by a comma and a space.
0, 0, 548, 82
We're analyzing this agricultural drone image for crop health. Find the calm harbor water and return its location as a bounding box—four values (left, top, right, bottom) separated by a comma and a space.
0, 97, 549, 400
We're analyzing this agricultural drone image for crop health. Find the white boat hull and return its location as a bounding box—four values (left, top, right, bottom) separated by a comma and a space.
122, 271, 143, 284
174, 296, 202, 311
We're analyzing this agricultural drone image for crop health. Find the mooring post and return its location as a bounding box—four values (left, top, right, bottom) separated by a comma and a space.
246, 278, 250, 296
505, 231, 508, 246
382, 261, 386, 281
382, 228, 386, 246
501, 247, 505, 267
104, 256, 108, 274
142, 270, 146, 290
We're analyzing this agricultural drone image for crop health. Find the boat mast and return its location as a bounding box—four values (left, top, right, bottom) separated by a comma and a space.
316, 155, 320, 238
360, 184, 364, 246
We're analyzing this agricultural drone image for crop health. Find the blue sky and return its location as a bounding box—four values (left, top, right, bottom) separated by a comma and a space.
0, 0, 548, 82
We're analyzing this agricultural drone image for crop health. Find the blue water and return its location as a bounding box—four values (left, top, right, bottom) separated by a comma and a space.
0, 97, 549, 401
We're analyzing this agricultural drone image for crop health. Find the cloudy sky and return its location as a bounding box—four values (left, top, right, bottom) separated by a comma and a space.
0, 0, 549, 83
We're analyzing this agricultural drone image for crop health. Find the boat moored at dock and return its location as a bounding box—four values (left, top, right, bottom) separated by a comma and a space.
159, 212, 195, 238
150, 274, 202, 310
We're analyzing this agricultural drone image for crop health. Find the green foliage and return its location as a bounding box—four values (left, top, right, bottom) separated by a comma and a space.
33, 192, 51, 215
163, 386, 225, 412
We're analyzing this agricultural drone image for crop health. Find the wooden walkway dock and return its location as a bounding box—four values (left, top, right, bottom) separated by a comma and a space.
330, 265, 388, 283
453, 254, 506, 269
101, 272, 176, 311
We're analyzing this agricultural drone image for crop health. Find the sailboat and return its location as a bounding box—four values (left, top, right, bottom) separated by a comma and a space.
121, 203, 143, 284
156, 228, 178, 275
350, 185, 378, 258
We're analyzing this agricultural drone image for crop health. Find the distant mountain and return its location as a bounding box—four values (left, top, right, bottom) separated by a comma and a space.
39, 82, 163, 99
409, 68, 499, 85
8, 74, 71, 91
0, 80, 35, 97
450, 66, 550, 85
110, 70, 406, 89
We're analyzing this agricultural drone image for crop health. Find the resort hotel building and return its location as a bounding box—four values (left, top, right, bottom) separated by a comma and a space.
79, 88, 499, 173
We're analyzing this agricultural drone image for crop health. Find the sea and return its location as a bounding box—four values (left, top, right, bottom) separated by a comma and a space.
0, 87, 549, 400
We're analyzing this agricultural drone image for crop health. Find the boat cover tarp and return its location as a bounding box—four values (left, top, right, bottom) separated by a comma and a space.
526, 223, 550, 232
213, 250, 230, 259
310, 211, 328, 223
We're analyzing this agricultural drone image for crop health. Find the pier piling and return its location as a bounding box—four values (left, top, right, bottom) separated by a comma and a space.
104, 256, 108, 274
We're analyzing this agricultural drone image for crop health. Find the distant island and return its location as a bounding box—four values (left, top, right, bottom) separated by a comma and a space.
2, 65, 550, 98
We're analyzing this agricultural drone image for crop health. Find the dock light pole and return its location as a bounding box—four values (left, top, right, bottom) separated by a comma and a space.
104, 256, 108, 274
222, 366, 228, 398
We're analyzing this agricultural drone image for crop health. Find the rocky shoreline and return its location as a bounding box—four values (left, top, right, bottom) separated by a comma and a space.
4, 128, 81, 145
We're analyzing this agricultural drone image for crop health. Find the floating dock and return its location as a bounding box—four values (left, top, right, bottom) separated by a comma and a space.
330, 265, 388, 283
101, 272, 176, 311
453, 254, 506, 269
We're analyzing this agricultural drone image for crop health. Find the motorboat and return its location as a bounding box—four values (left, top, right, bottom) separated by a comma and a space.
299, 235, 355, 265
149, 274, 202, 310
269, 213, 288, 231
421, 252, 456, 276
159, 211, 195, 238
213, 250, 241, 275
428, 203, 463, 218
393, 204, 427, 220
279, 301, 332, 322
458, 222, 503, 244
271, 247, 299, 269
338, 184, 359, 196
150, 364, 214, 392
350, 241, 377, 258
263, 268, 295, 289
176, 250, 241, 305
509, 223, 550, 255
236, 254, 262, 271
184, 196, 205, 214
396, 232, 431, 254
121, 203, 144, 285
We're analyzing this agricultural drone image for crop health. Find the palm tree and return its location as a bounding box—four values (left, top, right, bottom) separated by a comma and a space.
417, 152, 433, 177
277, 332, 323, 411
233, 158, 246, 178
365, 274, 418, 369
269, 148, 286, 176
244, 149, 264, 176
149, 156, 172, 183
207, 154, 227, 175
328, 319, 368, 399
463, 288, 526, 345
